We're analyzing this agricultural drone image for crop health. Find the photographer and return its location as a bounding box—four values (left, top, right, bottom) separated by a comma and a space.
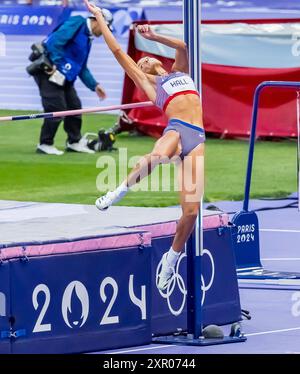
28, 11, 113, 155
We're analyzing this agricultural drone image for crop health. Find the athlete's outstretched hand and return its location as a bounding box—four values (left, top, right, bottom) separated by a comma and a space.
136, 24, 157, 41
84, 0, 101, 16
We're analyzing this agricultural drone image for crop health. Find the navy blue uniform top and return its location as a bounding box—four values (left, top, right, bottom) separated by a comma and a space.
43, 16, 98, 91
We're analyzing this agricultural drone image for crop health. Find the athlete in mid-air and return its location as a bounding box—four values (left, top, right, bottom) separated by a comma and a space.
84, 0, 205, 291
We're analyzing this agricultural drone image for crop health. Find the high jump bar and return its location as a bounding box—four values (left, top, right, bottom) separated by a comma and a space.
0, 101, 154, 122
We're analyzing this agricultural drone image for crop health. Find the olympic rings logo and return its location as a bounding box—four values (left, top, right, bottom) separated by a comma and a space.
201, 249, 215, 306
155, 249, 215, 316
156, 253, 187, 316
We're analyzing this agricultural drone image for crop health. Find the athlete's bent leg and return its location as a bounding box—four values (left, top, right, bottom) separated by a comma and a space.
96, 131, 180, 210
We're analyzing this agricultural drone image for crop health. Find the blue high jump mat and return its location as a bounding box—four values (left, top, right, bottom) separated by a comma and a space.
0, 201, 242, 353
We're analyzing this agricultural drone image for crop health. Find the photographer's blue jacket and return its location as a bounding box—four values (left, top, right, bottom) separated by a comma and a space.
43, 16, 98, 91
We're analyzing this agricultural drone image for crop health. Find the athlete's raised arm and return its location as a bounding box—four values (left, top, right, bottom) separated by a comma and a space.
136, 24, 189, 74
84, 0, 156, 101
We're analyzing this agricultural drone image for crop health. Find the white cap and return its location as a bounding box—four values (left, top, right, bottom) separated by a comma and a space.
89, 8, 114, 31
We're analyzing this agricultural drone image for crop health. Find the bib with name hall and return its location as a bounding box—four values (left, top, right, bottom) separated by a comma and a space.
161, 75, 197, 95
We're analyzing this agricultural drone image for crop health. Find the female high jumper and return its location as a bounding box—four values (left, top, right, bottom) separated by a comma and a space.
84, 0, 205, 291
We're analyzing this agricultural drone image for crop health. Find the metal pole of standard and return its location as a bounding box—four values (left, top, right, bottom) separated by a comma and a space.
297, 92, 300, 212
153, 0, 247, 347
184, 0, 203, 341
243, 81, 300, 213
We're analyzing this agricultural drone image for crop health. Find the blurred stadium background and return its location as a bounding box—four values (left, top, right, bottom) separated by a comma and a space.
0, 0, 299, 205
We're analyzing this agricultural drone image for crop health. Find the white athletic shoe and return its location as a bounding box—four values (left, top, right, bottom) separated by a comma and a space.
66, 139, 95, 154
157, 252, 174, 291
95, 191, 119, 211
36, 144, 64, 156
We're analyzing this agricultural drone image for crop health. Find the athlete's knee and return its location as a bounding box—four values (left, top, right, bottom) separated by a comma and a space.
134, 154, 155, 175
140, 153, 153, 165
182, 203, 200, 219
150, 151, 171, 164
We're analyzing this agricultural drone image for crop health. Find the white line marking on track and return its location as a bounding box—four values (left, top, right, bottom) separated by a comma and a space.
260, 229, 300, 233
105, 345, 173, 354
239, 278, 300, 286
262, 258, 300, 261
106, 327, 300, 353
286, 352, 300, 354
246, 327, 300, 337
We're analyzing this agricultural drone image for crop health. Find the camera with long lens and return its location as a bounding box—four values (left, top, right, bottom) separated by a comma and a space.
26, 43, 53, 76
29, 43, 45, 62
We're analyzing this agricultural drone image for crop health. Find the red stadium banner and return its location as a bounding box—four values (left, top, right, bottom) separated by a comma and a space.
121, 19, 300, 138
